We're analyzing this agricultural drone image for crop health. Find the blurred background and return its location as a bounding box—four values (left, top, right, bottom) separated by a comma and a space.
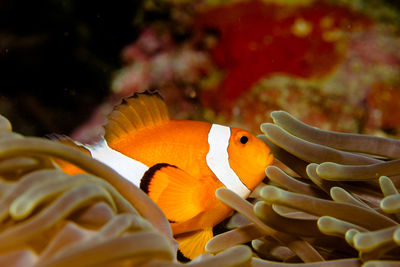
1, 0, 400, 143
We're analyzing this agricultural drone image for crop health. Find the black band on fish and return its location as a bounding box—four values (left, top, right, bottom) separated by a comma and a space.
140, 163, 178, 193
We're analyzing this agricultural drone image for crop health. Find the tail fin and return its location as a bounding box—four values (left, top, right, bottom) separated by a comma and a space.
47, 134, 92, 175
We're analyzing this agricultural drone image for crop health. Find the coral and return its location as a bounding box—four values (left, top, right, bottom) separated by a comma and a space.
206, 111, 400, 266
95, 0, 400, 140
194, 0, 371, 102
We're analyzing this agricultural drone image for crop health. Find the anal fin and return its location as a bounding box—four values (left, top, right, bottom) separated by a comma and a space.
175, 228, 213, 260
140, 163, 211, 223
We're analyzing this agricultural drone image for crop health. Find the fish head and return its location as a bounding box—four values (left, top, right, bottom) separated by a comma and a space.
228, 128, 273, 191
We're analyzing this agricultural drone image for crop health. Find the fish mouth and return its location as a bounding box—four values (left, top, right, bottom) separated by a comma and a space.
256, 135, 274, 169
264, 152, 274, 169
255, 148, 273, 172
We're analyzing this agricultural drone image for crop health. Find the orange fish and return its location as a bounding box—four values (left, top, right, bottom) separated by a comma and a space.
58, 91, 273, 259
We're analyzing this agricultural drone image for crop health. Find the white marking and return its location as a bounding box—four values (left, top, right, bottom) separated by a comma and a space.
206, 124, 251, 198
86, 139, 149, 187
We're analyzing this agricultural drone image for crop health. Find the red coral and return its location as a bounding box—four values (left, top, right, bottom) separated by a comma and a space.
194, 0, 371, 105
366, 82, 400, 134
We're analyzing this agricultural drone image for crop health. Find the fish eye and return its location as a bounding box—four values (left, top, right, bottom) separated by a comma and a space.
240, 136, 249, 144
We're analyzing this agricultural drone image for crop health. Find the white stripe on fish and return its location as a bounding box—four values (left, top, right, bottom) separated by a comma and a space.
206, 124, 251, 198
87, 138, 149, 186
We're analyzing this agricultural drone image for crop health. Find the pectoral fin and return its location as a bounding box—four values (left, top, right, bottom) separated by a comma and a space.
140, 163, 210, 223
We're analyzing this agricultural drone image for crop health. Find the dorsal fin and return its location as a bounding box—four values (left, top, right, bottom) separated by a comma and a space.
104, 91, 169, 144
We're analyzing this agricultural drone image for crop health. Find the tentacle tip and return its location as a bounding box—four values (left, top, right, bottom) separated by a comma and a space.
260, 185, 282, 203
260, 123, 275, 134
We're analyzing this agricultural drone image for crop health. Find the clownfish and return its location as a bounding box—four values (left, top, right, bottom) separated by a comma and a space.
57, 91, 273, 259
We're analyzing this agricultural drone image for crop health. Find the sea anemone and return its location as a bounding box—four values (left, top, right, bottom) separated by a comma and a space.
2, 108, 400, 266
206, 110, 400, 266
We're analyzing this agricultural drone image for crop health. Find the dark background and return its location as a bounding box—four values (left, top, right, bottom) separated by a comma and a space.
0, 0, 144, 136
